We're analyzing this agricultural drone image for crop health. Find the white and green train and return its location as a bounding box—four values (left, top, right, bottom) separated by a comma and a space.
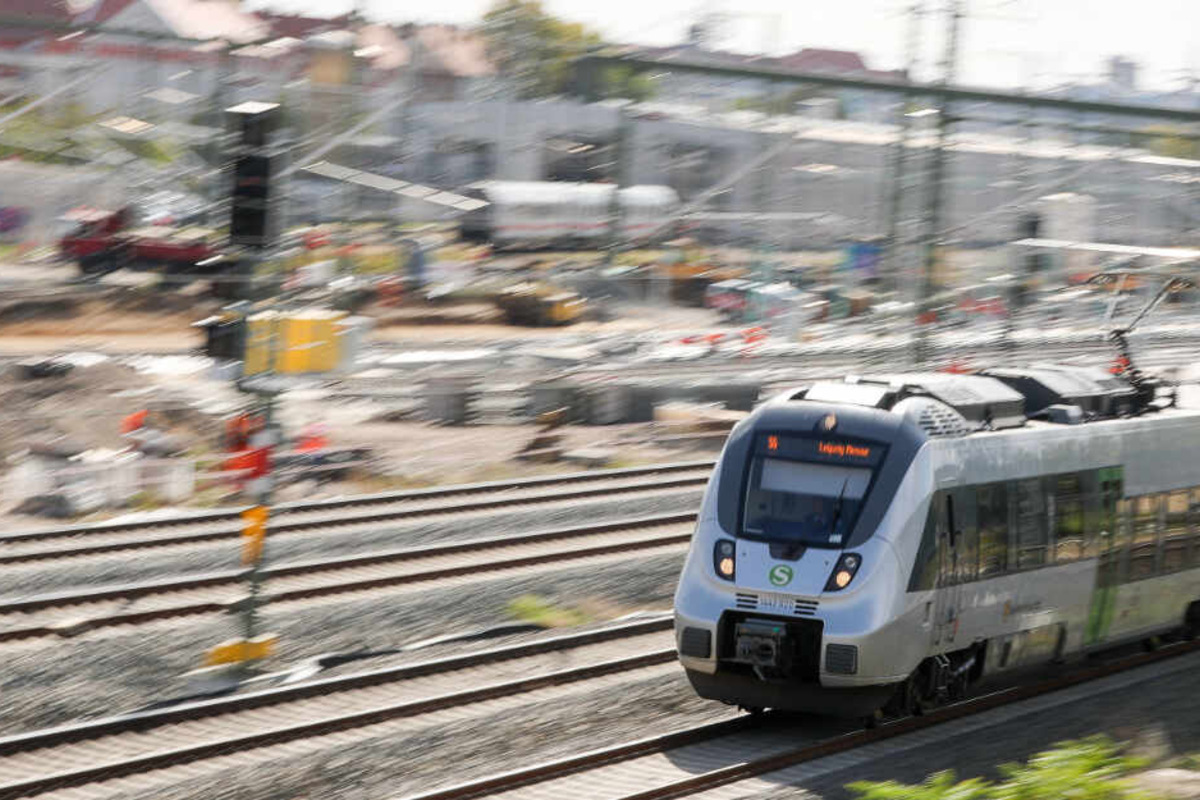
674, 366, 1200, 717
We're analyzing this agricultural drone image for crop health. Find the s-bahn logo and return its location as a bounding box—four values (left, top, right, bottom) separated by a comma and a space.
769, 565, 794, 586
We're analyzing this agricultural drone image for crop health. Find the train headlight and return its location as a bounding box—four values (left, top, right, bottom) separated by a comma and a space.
824, 553, 862, 592
713, 539, 736, 581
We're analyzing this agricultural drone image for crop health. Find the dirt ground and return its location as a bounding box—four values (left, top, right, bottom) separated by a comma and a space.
310, 420, 719, 494
0, 293, 216, 353
0, 361, 216, 462
0, 297, 728, 353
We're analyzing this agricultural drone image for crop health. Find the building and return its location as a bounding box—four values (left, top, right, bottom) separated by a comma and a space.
638, 40, 906, 122
1107, 56, 1137, 93
0, 0, 494, 120
388, 97, 1199, 250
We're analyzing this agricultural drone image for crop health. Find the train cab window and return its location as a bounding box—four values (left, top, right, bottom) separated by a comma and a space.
1129, 495, 1160, 581
1051, 474, 1084, 563
1162, 490, 1190, 574
741, 455, 873, 546
952, 487, 979, 583
1014, 478, 1048, 569
977, 482, 1008, 578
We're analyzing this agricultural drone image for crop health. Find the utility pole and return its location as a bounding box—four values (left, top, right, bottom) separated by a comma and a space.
753, 82, 787, 323
883, 3, 922, 300
604, 106, 631, 266
207, 45, 234, 226
913, 0, 962, 365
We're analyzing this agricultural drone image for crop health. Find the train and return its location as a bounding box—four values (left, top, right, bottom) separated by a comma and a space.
457, 181, 680, 249
674, 362, 1200, 719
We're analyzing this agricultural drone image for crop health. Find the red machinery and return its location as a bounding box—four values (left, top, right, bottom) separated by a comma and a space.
59, 206, 221, 277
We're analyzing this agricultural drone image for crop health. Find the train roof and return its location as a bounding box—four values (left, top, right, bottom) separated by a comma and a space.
616, 185, 679, 204
789, 365, 1177, 439
467, 181, 677, 205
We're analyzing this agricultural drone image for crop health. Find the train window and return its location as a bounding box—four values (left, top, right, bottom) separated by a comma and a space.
1081, 471, 1105, 559
1162, 490, 1189, 574
908, 493, 943, 592
1014, 478, 1048, 569
1129, 495, 1160, 581
1052, 474, 1084, 563
977, 482, 1008, 578
1113, 498, 1132, 583
953, 487, 979, 583
1190, 490, 1200, 568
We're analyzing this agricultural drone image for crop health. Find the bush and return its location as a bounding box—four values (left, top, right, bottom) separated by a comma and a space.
848, 736, 1157, 800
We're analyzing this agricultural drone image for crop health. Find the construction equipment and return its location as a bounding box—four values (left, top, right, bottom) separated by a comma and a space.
59, 206, 224, 278
493, 282, 586, 327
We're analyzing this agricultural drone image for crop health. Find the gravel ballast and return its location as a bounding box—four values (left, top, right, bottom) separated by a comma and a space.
109, 670, 736, 800
0, 550, 687, 733
0, 488, 703, 597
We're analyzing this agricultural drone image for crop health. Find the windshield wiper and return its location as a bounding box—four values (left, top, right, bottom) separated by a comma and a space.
829, 477, 850, 535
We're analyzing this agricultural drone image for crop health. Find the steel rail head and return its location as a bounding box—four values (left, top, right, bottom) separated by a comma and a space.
0, 617, 674, 758
0, 515, 695, 640
0, 648, 681, 800
0, 461, 713, 546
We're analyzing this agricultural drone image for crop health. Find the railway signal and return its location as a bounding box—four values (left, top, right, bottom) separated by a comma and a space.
241, 505, 269, 566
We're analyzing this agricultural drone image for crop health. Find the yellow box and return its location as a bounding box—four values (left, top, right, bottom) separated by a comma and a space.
243, 310, 346, 375
204, 634, 278, 666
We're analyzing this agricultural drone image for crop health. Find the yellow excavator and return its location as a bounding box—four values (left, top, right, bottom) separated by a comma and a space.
493, 282, 586, 326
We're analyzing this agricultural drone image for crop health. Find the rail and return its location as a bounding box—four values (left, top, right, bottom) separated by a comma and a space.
0, 620, 678, 800
0, 460, 713, 547
0, 513, 697, 641
402, 638, 1200, 800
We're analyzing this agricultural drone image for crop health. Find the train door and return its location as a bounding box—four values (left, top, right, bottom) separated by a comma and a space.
932, 492, 963, 647
1085, 468, 1125, 646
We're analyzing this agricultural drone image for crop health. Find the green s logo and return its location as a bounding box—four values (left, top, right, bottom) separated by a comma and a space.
769, 565, 794, 586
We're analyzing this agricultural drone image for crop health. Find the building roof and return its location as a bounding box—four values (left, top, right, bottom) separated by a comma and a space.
0, 1, 494, 78
776, 47, 905, 82
777, 48, 868, 73
258, 10, 351, 41
0, 0, 86, 46
407, 23, 492, 77
134, 0, 267, 44
0, 0, 76, 22
0, 0, 265, 46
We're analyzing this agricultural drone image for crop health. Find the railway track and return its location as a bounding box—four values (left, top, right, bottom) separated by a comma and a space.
0, 618, 679, 800
0, 513, 696, 642
401, 639, 1200, 800
4, 626, 1198, 799
0, 462, 712, 565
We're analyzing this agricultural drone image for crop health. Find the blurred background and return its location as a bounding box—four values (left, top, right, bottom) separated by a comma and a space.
0, 0, 1192, 519
0, 4, 1196, 800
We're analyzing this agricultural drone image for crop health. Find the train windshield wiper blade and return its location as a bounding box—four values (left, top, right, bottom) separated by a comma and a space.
829, 477, 850, 535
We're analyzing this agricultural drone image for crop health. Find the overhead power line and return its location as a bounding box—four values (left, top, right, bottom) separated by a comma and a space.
577, 49, 1200, 123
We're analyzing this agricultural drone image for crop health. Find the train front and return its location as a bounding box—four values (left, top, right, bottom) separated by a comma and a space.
674, 396, 927, 716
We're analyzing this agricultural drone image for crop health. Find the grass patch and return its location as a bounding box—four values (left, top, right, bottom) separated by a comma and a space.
1172, 753, 1200, 771
848, 736, 1154, 800
125, 491, 163, 512
506, 594, 589, 628
352, 474, 440, 493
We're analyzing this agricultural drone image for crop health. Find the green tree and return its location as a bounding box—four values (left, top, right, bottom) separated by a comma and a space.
481, 0, 652, 101
599, 65, 655, 102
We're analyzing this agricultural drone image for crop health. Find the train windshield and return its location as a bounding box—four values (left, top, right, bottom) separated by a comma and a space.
740, 434, 882, 546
